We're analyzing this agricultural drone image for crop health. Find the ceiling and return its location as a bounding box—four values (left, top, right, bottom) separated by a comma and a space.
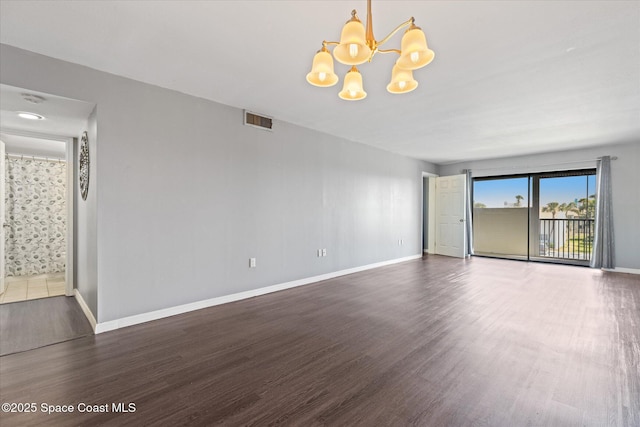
0, 84, 95, 137
1, 1, 638, 164
0, 84, 95, 159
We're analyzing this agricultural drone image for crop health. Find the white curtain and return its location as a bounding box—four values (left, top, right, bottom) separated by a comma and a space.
465, 169, 474, 257
590, 156, 614, 269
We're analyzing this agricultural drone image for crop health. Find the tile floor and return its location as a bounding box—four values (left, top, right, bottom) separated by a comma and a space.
0, 273, 66, 304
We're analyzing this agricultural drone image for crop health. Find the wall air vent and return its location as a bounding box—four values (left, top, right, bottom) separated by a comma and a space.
244, 110, 273, 131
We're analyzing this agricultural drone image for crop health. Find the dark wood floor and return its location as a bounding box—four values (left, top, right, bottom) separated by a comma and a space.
0, 296, 93, 356
1, 256, 638, 426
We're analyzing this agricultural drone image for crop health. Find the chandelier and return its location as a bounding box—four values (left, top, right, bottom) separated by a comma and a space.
306, 0, 434, 100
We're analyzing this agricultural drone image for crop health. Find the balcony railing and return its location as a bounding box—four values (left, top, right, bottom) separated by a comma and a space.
538, 218, 594, 261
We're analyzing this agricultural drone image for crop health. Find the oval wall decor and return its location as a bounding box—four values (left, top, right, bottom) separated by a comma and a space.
79, 131, 90, 200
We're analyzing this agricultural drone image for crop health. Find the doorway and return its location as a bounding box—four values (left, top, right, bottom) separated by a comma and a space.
422, 173, 437, 254
0, 84, 94, 354
423, 173, 468, 259
0, 132, 74, 304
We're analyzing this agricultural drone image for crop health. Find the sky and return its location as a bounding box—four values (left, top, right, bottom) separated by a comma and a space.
473, 175, 596, 208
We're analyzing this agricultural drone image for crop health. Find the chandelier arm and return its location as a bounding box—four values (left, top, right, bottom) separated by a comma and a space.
368, 47, 378, 62
323, 41, 340, 47
376, 17, 414, 48
377, 48, 401, 55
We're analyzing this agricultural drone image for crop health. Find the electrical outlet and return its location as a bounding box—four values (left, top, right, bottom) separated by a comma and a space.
322, 248, 327, 257
249, 258, 256, 268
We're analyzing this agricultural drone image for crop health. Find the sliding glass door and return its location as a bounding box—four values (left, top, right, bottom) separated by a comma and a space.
473, 177, 530, 259
531, 172, 596, 263
473, 170, 595, 265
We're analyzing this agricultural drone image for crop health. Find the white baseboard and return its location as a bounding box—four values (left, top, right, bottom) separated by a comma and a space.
74, 289, 97, 331
603, 267, 640, 275
94, 254, 423, 334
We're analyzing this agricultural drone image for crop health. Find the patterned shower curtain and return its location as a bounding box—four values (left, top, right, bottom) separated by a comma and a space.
4, 157, 67, 277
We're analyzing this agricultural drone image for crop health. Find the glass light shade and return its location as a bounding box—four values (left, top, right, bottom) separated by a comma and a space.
333, 19, 372, 65
306, 50, 339, 87
386, 64, 418, 94
338, 67, 367, 101
397, 26, 434, 70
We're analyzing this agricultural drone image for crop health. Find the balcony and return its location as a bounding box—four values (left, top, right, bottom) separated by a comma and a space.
472, 208, 594, 264
538, 218, 594, 261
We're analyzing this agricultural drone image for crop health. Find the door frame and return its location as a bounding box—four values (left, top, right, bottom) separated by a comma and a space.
0, 139, 5, 296
0, 128, 75, 296
421, 172, 438, 254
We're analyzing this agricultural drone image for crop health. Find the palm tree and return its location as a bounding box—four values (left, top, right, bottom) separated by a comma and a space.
542, 202, 560, 218
542, 202, 561, 250
559, 202, 568, 214
577, 194, 596, 218
563, 201, 579, 217
560, 201, 579, 237
515, 195, 524, 207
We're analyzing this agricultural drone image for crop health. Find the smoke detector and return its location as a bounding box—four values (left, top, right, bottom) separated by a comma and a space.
21, 93, 46, 104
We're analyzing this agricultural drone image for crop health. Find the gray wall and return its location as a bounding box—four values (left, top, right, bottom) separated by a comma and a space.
1, 44, 436, 323
440, 141, 640, 270
74, 107, 98, 317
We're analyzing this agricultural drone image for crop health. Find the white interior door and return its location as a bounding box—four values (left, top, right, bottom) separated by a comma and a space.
0, 140, 5, 295
435, 174, 467, 258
